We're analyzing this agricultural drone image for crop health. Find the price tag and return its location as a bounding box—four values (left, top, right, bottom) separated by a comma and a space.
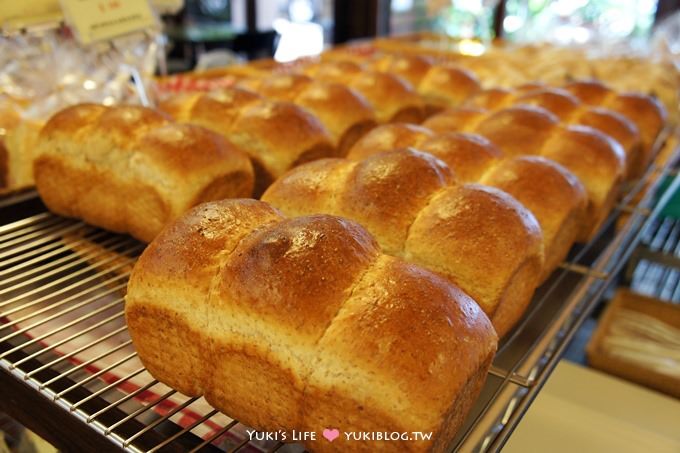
150, 0, 184, 15
0, 0, 63, 31
60, 0, 157, 44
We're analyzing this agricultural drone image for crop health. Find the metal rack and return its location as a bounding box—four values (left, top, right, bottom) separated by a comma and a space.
0, 129, 678, 453
627, 214, 680, 303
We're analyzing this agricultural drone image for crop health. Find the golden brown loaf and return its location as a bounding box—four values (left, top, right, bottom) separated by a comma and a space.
0, 99, 20, 134
369, 53, 433, 87
126, 199, 498, 453
262, 148, 544, 337
423, 105, 626, 240
418, 65, 481, 113
240, 73, 377, 154
346, 122, 433, 158
302, 60, 426, 124
33, 104, 254, 242
159, 87, 336, 196
347, 124, 587, 282
465, 86, 643, 178
0, 101, 21, 191
0, 99, 43, 193
563, 80, 666, 167
367, 54, 482, 115
320, 47, 482, 113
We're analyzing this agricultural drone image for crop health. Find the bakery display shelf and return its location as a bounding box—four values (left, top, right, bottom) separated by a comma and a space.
0, 129, 677, 453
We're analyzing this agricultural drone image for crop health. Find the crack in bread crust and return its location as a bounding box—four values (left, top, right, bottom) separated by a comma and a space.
295, 251, 382, 425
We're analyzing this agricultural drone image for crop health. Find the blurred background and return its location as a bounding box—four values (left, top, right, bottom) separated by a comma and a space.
158, 0, 679, 70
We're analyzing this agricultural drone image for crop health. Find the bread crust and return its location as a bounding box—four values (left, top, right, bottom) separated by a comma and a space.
369, 54, 433, 87
346, 125, 586, 281
422, 107, 487, 133
302, 61, 426, 124
126, 199, 497, 451
368, 54, 481, 115
340, 149, 453, 255
301, 255, 497, 452
351, 72, 426, 123
126, 200, 283, 396
34, 104, 254, 242
314, 50, 482, 117
542, 125, 625, 239
475, 106, 559, 156
422, 105, 625, 240
405, 184, 543, 336
419, 132, 502, 183
480, 156, 586, 281
2, 119, 42, 191
0, 100, 21, 191
160, 89, 336, 196
417, 65, 481, 114
564, 80, 666, 168
264, 150, 544, 337
465, 87, 643, 179
347, 123, 433, 161
252, 73, 377, 152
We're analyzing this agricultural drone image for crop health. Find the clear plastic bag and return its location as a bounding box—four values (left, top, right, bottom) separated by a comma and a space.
652, 10, 680, 69
0, 25, 160, 121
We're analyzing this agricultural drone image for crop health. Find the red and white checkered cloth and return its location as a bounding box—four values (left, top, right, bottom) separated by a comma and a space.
6, 286, 272, 452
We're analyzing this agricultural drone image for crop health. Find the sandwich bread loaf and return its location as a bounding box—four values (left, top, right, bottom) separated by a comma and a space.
126, 199, 498, 452
33, 104, 254, 242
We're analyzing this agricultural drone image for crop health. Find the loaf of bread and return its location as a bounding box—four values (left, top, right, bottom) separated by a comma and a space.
238, 74, 377, 154
4, 120, 43, 191
33, 104, 254, 242
321, 49, 482, 116
0, 99, 43, 193
588, 59, 679, 125
465, 86, 643, 178
367, 54, 481, 115
0, 100, 21, 191
262, 148, 544, 337
126, 199, 498, 453
301, 60, 426, 124
563, 80, 666, 165
423, 105, 626, 240
159, 88, 336, 196
347, 124, 587, 282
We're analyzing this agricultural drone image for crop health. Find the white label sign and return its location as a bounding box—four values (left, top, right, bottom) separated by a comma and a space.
60, 0, 157, 44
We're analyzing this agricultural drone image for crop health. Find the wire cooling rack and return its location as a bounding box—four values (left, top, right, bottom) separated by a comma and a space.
0, 129, 678, 452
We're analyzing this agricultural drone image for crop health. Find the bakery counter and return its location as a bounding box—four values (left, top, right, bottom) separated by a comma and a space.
0, 126, 678, 452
